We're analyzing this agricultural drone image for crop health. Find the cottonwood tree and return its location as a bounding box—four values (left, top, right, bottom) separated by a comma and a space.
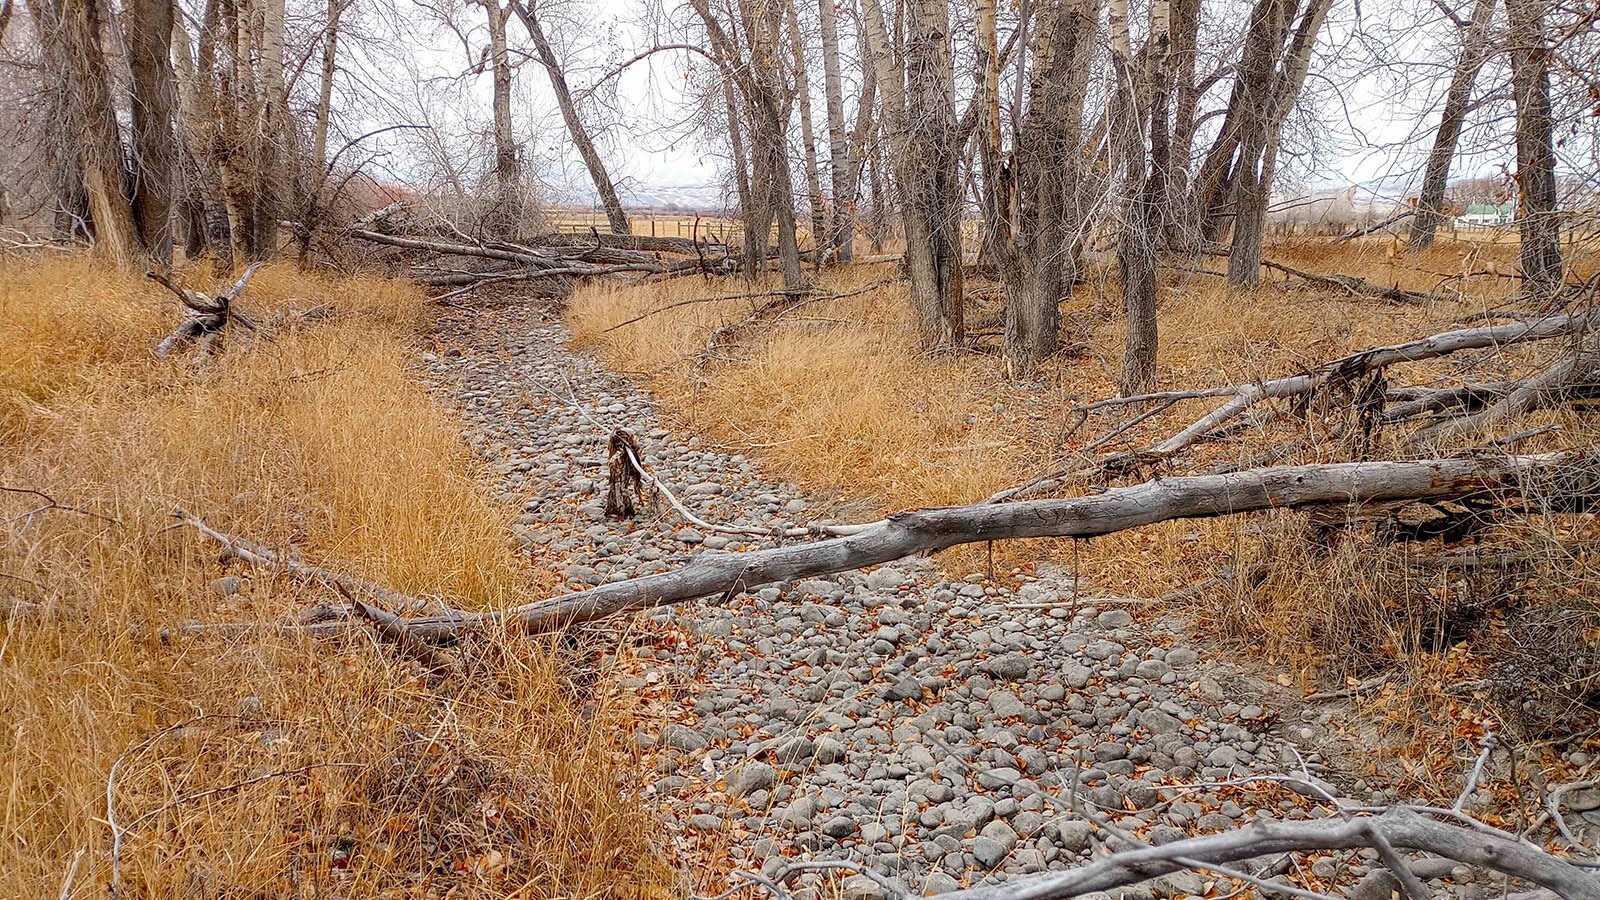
861, 0, 964, 348
1503, 0, 1562, 302
814, 0, 875, 263
1113, 0, 1161, 395
691, 0, 805, 291
974, 0, 1098, 375
507, 0, 631, 234
1407, 0, 1498, 252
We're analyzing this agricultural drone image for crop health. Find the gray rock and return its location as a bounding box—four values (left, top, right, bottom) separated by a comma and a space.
815, 737, 848, 764
1140, 708, 1183, 735
973, 821, 1019, 868
1097, 609, 1134, 629
776, 737, 817, 764
661, 724, 708, 752
1349, 871, 1400, 900
821, 815, 858, 838
866, 566, 909, 590
989, 690, 1028, 719
982, 653, 1033, 681
1407, 857, 1457, 880
729, 762, 777, 797
1052, 819, 1093, 852
207, 576, 242, 596
1166, 647, 1199, 667
885, 677, 923, 702
686, 814, 722, 831
840, 875, 887, 900
922, 872, 963, 895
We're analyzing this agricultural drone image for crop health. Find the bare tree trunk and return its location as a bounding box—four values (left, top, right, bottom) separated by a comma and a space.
862, 0, 963, 348
126, 0, 178, 268
787, 4, 827, 269
745, 0, 804, 290
295, 0, 346, 264
172, 1, 233, 265
508, 0, 630, 234
1115, 0, 1161, 394
723, 79, 764, 277
1504, 0, 1562, 303
1163, 0, 1199, 247
1225, 0, 1289, 287
1000, 0, 1098, 376
1407, 0, 1496, 252
254, 0, 287, 255
817, 0, 853, 262
58, 0, 144, 266
480, 0, 520, 235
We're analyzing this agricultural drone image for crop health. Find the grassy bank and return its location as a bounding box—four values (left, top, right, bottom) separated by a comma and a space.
1, 255, 666, 898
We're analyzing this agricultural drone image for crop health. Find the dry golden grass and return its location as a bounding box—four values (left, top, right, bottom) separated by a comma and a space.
569, 266, 1023, 515
1, 255, 668, 898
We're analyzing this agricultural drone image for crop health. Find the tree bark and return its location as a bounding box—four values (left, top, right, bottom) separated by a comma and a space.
59, 0, 145, 266
507, 0, 630, 234
1225, 0, 1290, 287
1407, 0, 1496, 252
481, 0, 521, 236
999, 0, 1097, 376
1113, 0, 1159, 395
1504, 0, 1562, 304
126, 0, 179, 268
862, 0, 964, 348
817, 0, 854, 262
787, 3, 827, 269
172, 1, 234, 265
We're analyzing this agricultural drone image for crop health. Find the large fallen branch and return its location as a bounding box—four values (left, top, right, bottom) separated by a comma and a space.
1259, 258, 1457, 305
1073, 311, 1600, 476
937, 806, 1599, 900
173, 507, 439, 615
1412, 345, 1600, 445
216, 451, 1597, 643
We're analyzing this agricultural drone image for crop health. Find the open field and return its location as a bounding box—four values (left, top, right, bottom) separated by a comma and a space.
0, 256, 667, 898
568, 237, 1600, 787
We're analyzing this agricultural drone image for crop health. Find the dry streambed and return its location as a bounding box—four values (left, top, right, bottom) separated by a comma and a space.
423, 297, 1498, 899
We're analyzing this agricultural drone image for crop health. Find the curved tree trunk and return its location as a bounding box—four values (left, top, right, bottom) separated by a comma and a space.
507, 0, 630, 234
1407, 0, 1497, 252
59, 0, 145, 266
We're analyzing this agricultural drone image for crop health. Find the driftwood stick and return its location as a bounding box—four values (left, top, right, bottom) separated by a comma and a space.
151, 263, 263, 358
173, 507, 440, 614
350, 597, 459, 674
1411, 346, 1600, 445
936, 806, 1600, 900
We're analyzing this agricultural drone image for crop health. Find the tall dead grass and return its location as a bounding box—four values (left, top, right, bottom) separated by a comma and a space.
1, 255, 667, 898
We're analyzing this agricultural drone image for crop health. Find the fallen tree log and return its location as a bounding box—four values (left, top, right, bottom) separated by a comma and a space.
351, 229, 727, 280
1070, 311, 1600, 477
209, 451, 1598, 643
1412, 346, 1600, 445
935, 805, 1600, 900
1259, 258, 1456, 305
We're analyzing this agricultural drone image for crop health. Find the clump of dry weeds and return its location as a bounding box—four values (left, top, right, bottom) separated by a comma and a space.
1, 255, 668, 898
